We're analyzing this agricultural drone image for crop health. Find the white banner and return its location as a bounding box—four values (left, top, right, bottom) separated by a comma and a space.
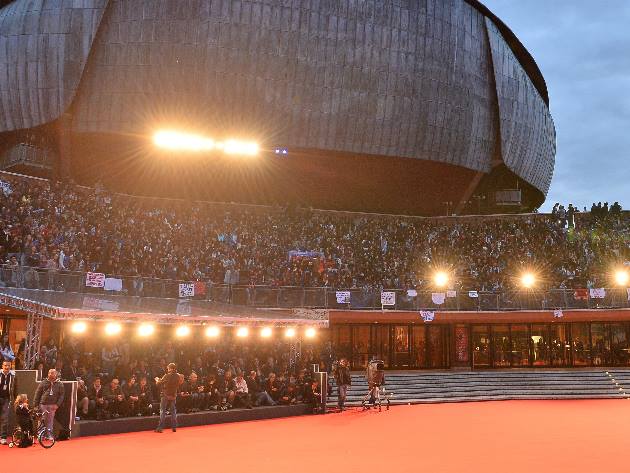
407, 289, 418, 297
431, 292, 446, 305
420, 311, 435, 322
553, 309, 564, 318
446, 290, 457, 298
82, 296, 120, 312
589, 288, 606, 299
336, 291, 351, 304
468, 291, 479, 298
0, 180, 12, 196
178, 283, 195, 298
85, 272, 105, 288
381, 291, 396, 306
104, 277, 123, 292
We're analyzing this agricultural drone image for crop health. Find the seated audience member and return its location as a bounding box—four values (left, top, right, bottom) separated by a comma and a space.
219, 370, 236, 409
123, 376, 141, 416
233, 371, 252, 409
76, 379, 89, 420
102, 378, 126, 419
304, 380, 322, 413
265, 373, 282, 403
279, 383, 299, 405
247, 370, 276, 406
204, 374, 221, 410
136, 376, 155, 416
88, 377, 106, 420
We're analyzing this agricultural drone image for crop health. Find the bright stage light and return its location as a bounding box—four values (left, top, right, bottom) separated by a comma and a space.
236, 327, 249, 338
304, 327, 316, 339
433, 271, 449, 288
614, 270, 629, 287
205, 326, 220, 338
260, 327, 273, 338
71, 321, 87, 334
175, 325, 191, 337
521, 273, 536, 288
138, 323, 155, 337
285, 328, 296, 338
153, 130, 258, 156
104, 322, 122, 336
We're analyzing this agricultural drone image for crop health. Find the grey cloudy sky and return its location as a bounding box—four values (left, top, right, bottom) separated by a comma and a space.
482, 0, 630, 211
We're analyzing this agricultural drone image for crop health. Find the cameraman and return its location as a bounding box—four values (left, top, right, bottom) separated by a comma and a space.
333, 358, 351, 411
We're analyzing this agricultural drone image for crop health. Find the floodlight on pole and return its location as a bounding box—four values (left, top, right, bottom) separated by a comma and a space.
138, 323, 155, 337
104, 322, 122, 336
433, 271, 449, 288
614, 269, 629, 287
205, 326, 220, 338
521, 273, 536, 288
71, 321, 87, 334
175, 325, 191, 337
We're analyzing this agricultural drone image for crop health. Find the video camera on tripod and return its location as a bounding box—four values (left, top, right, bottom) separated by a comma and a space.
361, 359, 390, 411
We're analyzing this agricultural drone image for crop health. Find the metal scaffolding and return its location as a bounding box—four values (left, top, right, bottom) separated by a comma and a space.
25, 311, 43, 369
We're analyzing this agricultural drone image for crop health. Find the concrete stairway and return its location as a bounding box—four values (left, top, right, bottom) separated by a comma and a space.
327, 370, 630, 406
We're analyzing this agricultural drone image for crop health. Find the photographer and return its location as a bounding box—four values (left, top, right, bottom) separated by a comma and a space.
333, 358, 352, 411
33, 369, 65, 437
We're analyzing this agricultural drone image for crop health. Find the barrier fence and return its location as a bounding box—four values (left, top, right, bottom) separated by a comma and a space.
1, 264, 629, 312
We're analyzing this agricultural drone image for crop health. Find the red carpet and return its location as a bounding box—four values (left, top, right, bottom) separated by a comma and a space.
4, 400, 629, 472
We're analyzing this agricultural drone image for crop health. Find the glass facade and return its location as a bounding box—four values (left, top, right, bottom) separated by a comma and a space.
332, 322, 630, 370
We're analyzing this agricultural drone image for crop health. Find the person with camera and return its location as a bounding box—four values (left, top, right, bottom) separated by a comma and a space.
0, 360, 17, 445
154, 362, 183, 433
333, 358, 352, 412
33, 368, 65, 438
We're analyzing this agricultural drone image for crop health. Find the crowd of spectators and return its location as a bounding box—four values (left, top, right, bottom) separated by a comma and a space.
0, 173, 628, 294
24, 332, 330, 421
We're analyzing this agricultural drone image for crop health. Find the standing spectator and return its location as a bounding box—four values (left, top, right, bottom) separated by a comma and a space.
0, 334, 14, 362
333, 358, 352, 411
0, 360, 17, 445
33, 369, 65, 438
154, 363, 183, 433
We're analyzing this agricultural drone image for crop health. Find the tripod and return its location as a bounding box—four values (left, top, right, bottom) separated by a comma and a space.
361, 383, 390, 412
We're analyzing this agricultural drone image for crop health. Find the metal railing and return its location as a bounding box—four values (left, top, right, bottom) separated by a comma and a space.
0, 264, 628, 312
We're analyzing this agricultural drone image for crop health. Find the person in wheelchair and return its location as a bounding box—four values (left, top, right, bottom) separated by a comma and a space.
14, 394, 33, 447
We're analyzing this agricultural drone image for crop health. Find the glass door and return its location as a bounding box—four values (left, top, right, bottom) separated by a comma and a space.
531, 324, 550, 367
373, 325, 391, 368
610, 323, 630, 366
427, 326, 448, 368
491, 325, 511, 367
590, 323, 611, 366
550, 323, 570, 366
351, 326, 371, 369
571, 323, 591, 366
392, 325, 410, 368
411, 326, 427, 368
472, 325, 490, 368
511, 324, 530, 367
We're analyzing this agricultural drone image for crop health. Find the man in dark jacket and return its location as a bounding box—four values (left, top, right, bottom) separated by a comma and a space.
103, 378, 126, 418
333, 358, 352, 411
136, 376, 154, 416
155, 362, 183, 433
88, 377, 106, 420
0, 360, 17, 444
34, 368, 65, 436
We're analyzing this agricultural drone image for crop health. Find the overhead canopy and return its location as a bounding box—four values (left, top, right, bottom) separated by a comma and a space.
0, 288, 328, 327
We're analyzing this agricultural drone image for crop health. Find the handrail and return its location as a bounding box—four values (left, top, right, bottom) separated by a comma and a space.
1, 264, 628, 312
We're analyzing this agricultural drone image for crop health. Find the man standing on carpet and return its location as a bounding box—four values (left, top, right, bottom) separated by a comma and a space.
0, 360, 17, 445
333, 358, 352, 411
33, 368, 65, 438
155, 363, 183, 433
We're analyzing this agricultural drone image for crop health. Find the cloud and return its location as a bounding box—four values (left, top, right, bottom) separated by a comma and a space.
482, 0, 630, 210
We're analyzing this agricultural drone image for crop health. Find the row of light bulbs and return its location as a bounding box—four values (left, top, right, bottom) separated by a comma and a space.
431, 269, 629, 288
70, 322, 316, 339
